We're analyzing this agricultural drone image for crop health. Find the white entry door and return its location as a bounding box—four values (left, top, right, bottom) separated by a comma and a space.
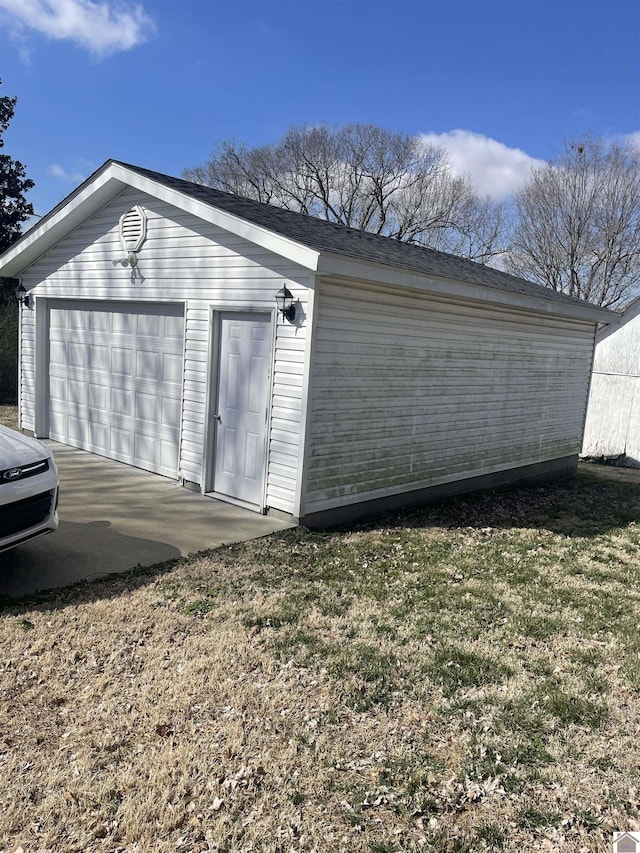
213, 313, 272, 506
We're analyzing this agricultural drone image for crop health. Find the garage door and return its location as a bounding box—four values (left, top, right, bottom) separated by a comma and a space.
48, 302, 184, 478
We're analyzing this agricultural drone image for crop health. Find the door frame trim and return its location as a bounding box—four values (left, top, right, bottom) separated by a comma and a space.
202, 305, 276, 513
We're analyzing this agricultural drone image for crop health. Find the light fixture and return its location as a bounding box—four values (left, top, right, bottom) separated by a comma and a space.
14, 284, 31, 308
111, 252, 137, 268
275, 285, 296, 323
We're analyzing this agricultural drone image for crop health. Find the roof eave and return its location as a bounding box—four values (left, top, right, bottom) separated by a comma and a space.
0, 159, 622, 328
316, 252, 619, 325
595, 293, 640, 344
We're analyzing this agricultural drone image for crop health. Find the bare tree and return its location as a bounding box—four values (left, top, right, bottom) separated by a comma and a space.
184, 140, 281, 205
507, 136, 640, 308
184, 124, 507, 263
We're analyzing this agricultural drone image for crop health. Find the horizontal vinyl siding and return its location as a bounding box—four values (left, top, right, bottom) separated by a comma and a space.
303, 280, 595, 513
270, 321, 305, 506
20, 187, 311, 514
19, 306, 36, 432
180, 302, 209, 485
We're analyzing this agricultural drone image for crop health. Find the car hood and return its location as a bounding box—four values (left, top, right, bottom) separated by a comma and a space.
0, 425, 52, 469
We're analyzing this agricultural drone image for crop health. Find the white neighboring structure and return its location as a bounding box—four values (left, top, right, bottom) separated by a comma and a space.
0, 161, 615, 526
582, 296, 640, 466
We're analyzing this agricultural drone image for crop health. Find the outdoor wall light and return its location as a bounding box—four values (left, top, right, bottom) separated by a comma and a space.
275, 285, 296, 323
14, 284, 31, 308
111, 252, 138, 268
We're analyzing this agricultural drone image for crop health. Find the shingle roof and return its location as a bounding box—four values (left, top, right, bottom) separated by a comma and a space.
115, 160, 596, 312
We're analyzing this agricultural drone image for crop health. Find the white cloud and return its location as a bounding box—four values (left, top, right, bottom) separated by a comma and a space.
0, 0, 155, 57
419, 130, 544, 200
49, 160, 95, 182
622, 131, 640, 151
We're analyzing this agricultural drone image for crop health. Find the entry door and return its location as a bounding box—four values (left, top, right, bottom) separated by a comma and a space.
213, 313, 272, 505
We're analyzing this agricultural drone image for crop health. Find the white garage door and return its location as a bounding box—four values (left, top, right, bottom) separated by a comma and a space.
48, 302, 184, 478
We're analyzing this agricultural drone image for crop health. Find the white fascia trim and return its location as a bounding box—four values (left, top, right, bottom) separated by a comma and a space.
110, 164, 321, 272
316, 253, 619, 326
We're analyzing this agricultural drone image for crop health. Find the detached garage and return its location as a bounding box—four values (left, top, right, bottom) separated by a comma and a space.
0, 160, 615, 526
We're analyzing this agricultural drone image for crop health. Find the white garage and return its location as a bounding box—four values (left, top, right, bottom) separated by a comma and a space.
48, 302, 184, 478
0, 159, 615, 526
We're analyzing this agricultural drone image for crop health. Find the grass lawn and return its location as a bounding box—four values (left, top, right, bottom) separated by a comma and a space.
1, 406, 639, 851
0, 404, 19, 431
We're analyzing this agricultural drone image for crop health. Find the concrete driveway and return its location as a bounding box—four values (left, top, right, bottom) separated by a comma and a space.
1, 441, 294, 598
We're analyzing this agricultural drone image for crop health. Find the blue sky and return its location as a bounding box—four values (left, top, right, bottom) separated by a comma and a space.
0, 0, 638, 217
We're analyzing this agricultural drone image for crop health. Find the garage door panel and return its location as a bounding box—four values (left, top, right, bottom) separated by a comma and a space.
161, 397, 181, 427
50, 308, 66, 329
136, 350, 159, 379
88, 383, 108, 410
50, 341, 67, 365
135, 391, 157, 423
68, 380, 85, 405
135, 434, 157, 467
110, 426, 132, 458
160, 440, 179, 472
68, 342, 86, 367
89, 312, 110, 332
68, 311, 87, 331
111, 347, 133, 375
111, 387, 133, 416
87, 421, 108, 453
163, 353, 183, 383
165, 315, 184, 340
137, 314, 162, 337
88, 344, 109, 371
113, 313, 135, 335
48, 302, 184, 478
49, 377, 67, 403
66, 415, 87, 444
49, 409, 66, 434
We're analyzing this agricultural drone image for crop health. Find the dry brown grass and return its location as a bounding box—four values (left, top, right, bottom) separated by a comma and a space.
2, 458, 640, 851
0, 404, 19, 431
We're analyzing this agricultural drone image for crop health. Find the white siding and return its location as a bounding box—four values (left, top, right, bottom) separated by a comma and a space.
592, 305, 640, 376
582, 306, 640, 464
19, 187, 311, 514
582, 373, 640, 461
302, 280, 595, 514
18, 305, 36, 432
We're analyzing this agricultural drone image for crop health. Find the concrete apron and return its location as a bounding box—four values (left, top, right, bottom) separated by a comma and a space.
0, 441, 294, 598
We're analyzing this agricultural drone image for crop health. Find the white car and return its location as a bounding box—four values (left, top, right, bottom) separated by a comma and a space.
0, 425, 59, 553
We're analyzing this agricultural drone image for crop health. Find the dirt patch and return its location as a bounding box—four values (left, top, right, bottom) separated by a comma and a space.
580, 458, 640, 485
